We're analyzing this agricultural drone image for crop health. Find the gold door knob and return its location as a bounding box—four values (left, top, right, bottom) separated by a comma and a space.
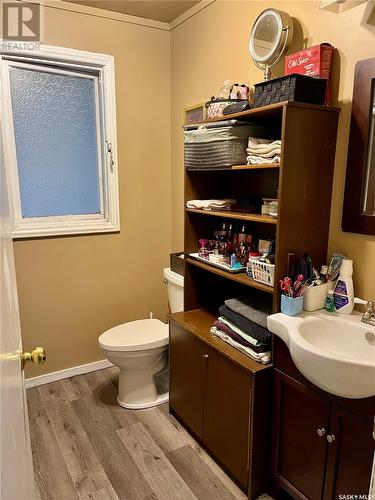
21, 347, 46, 369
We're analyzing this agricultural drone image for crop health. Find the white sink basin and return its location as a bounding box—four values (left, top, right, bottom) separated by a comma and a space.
267, 310, 375, 399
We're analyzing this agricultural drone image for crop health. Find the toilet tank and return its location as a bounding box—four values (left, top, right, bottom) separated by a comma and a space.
163, 268, 184, 313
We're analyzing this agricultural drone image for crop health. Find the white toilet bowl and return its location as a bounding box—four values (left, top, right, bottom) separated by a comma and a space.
98, 267, 184, 410
98, 319, 169, 409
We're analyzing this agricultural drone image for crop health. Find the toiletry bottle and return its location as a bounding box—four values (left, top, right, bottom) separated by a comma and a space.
333, 259, 355, 314
218, 80, 231, 99
238, 224, 247, 243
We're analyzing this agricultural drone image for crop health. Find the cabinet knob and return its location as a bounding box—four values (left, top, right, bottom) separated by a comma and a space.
317, 428, 326, 437
326, 434, 336, 443
203, 354, 209, 360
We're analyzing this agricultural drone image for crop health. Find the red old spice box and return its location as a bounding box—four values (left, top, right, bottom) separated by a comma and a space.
284, 43, 334, 103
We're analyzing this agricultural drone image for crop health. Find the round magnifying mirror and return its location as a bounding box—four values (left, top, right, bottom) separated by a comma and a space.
249, 9, 293, 81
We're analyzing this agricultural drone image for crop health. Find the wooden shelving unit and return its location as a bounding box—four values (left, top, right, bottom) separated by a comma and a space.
185, 257, 274, 293
169, 100, 340, 498
183, 100, 340, 313
186, 208, 277, 224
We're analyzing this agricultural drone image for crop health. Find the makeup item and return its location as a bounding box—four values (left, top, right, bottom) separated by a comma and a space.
258, 239, 273, 256
230, 253, 238, 268
333, 259, 355, 315
238, 224, 247, 243
327, 253, 346, 281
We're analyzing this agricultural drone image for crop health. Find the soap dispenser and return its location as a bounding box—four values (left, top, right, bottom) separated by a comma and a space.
333, 259, 354, 315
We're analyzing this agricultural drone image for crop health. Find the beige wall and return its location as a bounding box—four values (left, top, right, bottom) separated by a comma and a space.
13, 2, 172, 378
171, 0, 375, 300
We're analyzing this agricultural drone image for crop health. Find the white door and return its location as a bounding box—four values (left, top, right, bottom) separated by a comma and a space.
0, 116, 35, 498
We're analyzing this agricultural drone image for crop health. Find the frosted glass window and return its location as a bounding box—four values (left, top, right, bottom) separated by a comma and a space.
2, 46, 119, 238
9, 66, 101, 218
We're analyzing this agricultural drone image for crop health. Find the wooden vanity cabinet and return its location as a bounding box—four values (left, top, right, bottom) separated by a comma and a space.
272, 338, 375, 500
169, 310, 272, 497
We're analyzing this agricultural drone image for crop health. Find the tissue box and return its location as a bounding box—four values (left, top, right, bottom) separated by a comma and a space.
284, 43, 334, 104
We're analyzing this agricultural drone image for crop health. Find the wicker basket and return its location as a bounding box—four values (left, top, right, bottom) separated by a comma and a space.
253, 74, 327, 108
184, 121, 271, 171
170, 252, 184, 276
249, 258, 275, 287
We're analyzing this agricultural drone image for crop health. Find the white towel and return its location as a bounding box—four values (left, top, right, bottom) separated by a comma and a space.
247, 137, 281, 149
246, 148, 281, 159
186, 199, 236, 210
211, 326, 271, 364
246, 155, 280, 165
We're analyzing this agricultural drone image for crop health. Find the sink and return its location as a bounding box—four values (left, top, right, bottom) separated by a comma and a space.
267, 310, 375, 399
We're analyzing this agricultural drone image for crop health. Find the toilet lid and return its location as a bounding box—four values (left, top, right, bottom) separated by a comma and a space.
98, 319, 169, 352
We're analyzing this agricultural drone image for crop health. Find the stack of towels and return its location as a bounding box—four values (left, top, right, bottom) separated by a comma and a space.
210, 295, 271, 364
246, 137, 282, 165
186, 199, 236, 211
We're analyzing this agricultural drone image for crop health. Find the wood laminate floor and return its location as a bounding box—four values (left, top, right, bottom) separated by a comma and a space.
27, 367, 255, 500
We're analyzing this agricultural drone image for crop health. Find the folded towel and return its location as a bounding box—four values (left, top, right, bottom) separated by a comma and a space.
248, 137, 281, 148
246, 148, 282, 159
247, 144, 281, 156
211, 327, 271, 364
214, 320, 270, 353
186, 199, 236, 210
224, 295, 271, 329
218, 316, 264, 347
218, 304, 271, 343
246, 155, 280, 165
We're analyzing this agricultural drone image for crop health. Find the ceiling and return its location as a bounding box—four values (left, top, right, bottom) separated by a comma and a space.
65, 1, 201, 22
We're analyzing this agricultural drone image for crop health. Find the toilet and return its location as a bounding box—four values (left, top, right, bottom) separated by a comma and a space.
98, 267, 184, 409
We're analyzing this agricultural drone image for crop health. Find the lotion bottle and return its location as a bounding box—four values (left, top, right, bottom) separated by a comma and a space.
333, 259, 354, 314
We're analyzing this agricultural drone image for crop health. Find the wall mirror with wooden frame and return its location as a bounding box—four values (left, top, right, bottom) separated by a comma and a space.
342, 57, 375, 235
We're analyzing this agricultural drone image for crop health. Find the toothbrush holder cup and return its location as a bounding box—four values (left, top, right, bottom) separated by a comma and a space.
281, 294, 304, 316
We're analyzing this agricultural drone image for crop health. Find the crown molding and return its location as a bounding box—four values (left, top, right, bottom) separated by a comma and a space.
19, 0, 216, 31
170, 0, 216, 30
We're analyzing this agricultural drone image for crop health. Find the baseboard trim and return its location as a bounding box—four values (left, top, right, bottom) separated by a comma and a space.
25, 359, 114, 389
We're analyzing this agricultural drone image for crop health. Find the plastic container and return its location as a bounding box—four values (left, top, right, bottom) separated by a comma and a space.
249, 258, 275, 287
333, 258, 354, 315
281, 295, 304, 316
303, 282, 335, 312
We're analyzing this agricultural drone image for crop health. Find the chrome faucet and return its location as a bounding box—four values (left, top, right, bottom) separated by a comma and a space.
361, 301, 375, 327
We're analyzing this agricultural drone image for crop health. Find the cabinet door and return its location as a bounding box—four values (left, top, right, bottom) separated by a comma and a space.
324, 404, 375, 499
273, 370, 330, 500
203, 347, 251, 489
169, 322, 205, 438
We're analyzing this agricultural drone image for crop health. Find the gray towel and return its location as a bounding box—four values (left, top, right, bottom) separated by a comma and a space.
224, 295, 271, 329
218, 305, 271, 344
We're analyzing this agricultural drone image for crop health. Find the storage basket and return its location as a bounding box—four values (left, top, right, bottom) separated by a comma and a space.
205, 98, 245, 119
184, 121, 271, 171
253, 73, 327, 108
170, 252, 184, 277
249, 258, 275, 287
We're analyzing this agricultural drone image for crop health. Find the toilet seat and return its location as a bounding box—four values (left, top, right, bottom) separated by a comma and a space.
98, 319, 168, 352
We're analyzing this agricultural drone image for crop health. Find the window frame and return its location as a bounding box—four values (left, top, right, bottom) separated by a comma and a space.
0, 44, 120, 238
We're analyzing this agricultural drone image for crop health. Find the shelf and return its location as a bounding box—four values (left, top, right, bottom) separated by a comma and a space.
190, 101, 340, 126
168, 308, 272, 373
186, 257, 274, 294
186, 208, 277, 224
187, 164, 280, 172
231, 164, 280, 170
